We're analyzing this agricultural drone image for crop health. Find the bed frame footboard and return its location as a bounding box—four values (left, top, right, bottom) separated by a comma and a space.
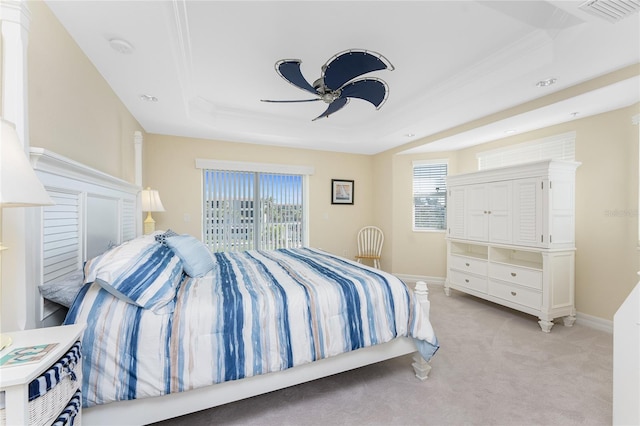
83, 336, 426, 425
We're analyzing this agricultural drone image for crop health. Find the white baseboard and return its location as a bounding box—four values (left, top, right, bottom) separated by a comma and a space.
394, 274, 445, 287
576, 312, 613, 334
393, 273, 613, 333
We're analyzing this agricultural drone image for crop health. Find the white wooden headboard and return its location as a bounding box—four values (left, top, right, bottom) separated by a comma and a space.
28, 148, 141, 327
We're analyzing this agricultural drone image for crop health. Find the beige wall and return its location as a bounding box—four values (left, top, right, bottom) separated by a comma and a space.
1, 1, 142, 330
23, 1, 640, 323
385, 103, 640, 321
27, 1, 142, 183
388, 152, 455, 279
144, 134, 374, 259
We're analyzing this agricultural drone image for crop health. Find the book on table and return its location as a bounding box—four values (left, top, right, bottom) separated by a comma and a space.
0, 343, 59, 368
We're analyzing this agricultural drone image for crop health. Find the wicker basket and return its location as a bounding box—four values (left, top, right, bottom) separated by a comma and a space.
52, 390, 81, 426
0, 342, 81, 426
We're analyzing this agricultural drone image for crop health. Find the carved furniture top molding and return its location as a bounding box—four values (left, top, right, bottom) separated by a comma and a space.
448, 159, 581, 187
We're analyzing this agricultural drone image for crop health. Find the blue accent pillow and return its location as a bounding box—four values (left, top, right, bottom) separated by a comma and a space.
84, 235, 183, 314
165, 235, 216, 278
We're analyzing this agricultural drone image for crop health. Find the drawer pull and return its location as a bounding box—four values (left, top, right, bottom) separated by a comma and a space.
510, 272, 517, 277
465, 263, 470, 267
465, 279, 469, 283
511, 291, 517, 296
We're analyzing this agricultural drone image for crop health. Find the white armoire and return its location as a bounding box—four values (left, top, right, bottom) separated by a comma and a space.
444, 160, 580, 332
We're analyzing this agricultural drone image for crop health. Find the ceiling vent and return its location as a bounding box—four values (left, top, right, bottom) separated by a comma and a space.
578, 0, 640, 22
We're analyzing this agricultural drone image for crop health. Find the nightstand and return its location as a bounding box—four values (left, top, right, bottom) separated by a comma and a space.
0, 324, 84, 426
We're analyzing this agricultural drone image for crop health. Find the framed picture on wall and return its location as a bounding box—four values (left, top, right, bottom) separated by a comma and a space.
331, 179, 354, 205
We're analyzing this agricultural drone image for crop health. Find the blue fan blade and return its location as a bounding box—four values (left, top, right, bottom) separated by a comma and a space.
276, 60, 318, 95
261, 98, 320, 103
312, 98, 349, 121
323, 51, 389, 91
340, 79, 387, 108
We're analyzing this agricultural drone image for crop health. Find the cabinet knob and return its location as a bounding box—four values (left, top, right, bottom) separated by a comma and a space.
465, 263, 470, 267
510, 272, 517, 277
465, 279, 469, 283
511, 291, 517, 296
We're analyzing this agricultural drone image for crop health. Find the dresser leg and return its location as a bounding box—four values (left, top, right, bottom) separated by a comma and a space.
563, 315, 576, 327
444, 285, 451, 296
538, 318, 554, 333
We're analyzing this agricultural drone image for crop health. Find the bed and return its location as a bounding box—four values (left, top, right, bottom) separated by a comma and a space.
27, 148, 439, 425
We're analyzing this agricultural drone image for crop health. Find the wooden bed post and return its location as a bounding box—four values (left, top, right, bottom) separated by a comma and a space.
411, 281, 432, 380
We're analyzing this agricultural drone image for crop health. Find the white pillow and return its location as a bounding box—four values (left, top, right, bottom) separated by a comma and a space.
39, 270, 85, 307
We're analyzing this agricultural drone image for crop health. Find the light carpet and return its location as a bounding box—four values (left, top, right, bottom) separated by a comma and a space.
153, 284, 612, 426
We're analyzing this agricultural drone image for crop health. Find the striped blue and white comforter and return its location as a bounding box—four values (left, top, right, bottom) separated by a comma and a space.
65, 247, 438, 408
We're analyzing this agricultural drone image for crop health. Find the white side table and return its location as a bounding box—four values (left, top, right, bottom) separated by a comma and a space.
0, 324, 85, 425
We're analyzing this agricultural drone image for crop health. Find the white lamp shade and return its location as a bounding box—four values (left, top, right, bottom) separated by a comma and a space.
141, 187, 165, 212
1, 119, 54, 207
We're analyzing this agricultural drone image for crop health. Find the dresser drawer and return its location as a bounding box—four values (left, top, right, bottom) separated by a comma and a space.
489, 263, 542, 290
449, 255, 487, 276
449, 270, 487, 293
489, 280, 541, 310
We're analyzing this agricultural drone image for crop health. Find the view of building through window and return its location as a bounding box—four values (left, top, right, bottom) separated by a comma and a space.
413, 161, 448, 231
203, 170, 304, 252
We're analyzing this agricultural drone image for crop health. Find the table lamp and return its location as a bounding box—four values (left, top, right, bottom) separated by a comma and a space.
141, 187, 165, 234
1, 118, 55, 348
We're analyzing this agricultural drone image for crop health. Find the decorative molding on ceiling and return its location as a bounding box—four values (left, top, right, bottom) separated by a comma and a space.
170, 0, 195, 113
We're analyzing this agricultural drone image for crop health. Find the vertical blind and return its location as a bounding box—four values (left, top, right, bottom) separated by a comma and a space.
203, 169, 304, 252
413, 162, 448, 231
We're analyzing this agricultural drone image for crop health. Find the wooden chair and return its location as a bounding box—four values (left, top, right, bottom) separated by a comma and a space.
355, 226, 384, 269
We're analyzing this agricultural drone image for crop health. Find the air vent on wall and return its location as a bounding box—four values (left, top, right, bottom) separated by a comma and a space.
578, 0, 639, 23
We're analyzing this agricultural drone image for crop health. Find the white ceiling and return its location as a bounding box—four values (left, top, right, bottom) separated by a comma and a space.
44, 1, 640, 155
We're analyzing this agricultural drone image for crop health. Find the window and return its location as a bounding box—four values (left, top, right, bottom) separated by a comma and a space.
197, 160, 312, 252
413, 160, 448, 231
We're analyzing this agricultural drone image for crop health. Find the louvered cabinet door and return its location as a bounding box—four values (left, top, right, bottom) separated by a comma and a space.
447, 186, 466, 239
512, 178, 543, 247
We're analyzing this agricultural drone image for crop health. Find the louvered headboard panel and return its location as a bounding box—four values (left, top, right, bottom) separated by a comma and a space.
43, 190, 82, 283
29, 148, 141, 327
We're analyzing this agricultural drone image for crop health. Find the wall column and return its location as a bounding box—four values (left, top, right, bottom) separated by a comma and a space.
0, 0, 33, 331
134, 130, 143, 236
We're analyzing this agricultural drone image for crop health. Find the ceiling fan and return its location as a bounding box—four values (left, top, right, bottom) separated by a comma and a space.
261, 49, 394, 121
